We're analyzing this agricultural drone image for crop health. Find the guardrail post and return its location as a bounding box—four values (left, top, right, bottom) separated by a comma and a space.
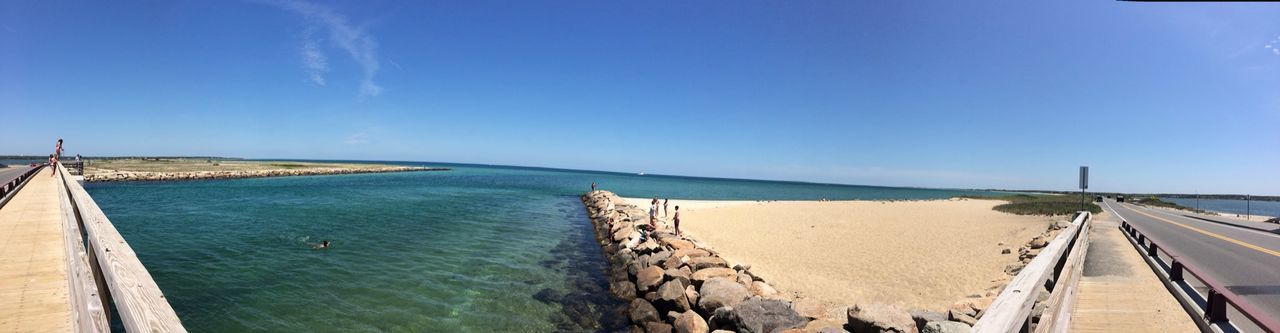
1147, 242, 1158, 257
1206, 289, 1228, 323
1169, 260, 1184, 282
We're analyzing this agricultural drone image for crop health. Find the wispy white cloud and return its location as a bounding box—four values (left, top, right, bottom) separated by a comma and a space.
1267, 35, 1280, 57
300, 28, 328, 85
267, 0, 383, 96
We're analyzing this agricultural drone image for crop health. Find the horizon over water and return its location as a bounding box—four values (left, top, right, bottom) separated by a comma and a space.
85, 162, 1001, 332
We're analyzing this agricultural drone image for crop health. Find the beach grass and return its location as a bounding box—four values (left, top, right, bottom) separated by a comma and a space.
962, 194, 1102, 216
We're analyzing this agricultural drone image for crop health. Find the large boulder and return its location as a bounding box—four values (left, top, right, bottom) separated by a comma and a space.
664, 238, 697, 251
673, 311, 710, 333
646, 321, 674, 333
691, 268, 738, 286
922, 321, 970, 333
686, 285, 700, 307
637, 240, 663, 254
1029, 236, 1048, 249
655, 280, 692, 313
791, 298, 826, 320
666, 268, 693, 289
690, 256, 729, 270
672, 248, 711, 259
731, 298, 809, 333
698, 278, 752, 313
846, 303, 917, 333
948, 311, 976, 326
751, 281, 778, 297
631, 299, 661, 325
638, 266, 666, 292
650, 250, 673, 266
611, 281, 638, 300
908, 310, 947, 329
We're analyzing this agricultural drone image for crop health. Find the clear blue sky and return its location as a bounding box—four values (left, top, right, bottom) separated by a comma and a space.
2, 1, 1278, 194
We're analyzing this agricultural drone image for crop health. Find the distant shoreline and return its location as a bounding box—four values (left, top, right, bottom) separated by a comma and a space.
81, 159, 448, 182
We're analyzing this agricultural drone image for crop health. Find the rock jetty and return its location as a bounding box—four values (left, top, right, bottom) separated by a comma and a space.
583, 190, 1069, 333
84, 166, 446, 182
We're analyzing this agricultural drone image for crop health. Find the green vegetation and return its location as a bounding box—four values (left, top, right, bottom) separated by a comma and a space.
1129, 196, 1216, 215
85, 159, 406, 173
961, 194, 1102, 216
267, 163, 310, 169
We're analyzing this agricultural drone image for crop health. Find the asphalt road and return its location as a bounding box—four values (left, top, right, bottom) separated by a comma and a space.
0, 166, 38, 186
1102, 199, 1280, 326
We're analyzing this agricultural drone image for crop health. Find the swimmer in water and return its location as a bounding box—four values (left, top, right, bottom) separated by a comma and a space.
312, 240, 331, 249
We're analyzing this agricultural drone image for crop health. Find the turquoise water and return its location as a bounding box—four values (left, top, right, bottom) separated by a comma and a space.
1162, 197, 1280, 219
85, 162, 998, 332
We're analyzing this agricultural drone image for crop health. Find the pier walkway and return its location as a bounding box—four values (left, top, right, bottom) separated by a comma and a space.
1069, 211, 1197, 332
0, 167, 72, 332
0, 163, 184, 332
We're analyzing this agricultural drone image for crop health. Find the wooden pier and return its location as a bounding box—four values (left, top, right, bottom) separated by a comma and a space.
0, 163, 184, 332
0, 168, 71, 331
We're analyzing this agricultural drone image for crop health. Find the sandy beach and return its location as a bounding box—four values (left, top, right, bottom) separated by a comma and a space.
623, 197, 1058, 312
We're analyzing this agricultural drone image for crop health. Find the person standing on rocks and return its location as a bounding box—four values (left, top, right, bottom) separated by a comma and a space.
591, 182, 596, 192
650, 198, 659, 228
673, 205, 681, 236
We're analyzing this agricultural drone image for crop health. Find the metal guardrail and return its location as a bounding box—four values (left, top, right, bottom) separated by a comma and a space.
974, 211, 1092, 333
0, 165, 44, 208
1120, 220, 1280, 333
54, 162, 187, 332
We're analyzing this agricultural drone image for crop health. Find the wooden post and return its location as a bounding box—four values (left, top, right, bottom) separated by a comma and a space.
1206, 289, 1228, 323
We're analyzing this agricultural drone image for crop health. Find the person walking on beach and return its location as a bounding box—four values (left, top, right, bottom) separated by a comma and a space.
673, 206, 681, 236
663, 199, 669, 217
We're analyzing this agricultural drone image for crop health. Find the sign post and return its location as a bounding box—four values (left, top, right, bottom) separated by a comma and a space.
1079, 166, 1089, 211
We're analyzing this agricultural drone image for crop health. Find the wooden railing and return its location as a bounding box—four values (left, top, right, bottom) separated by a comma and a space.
55, 162, 186, 332
973, 211, 1092, 333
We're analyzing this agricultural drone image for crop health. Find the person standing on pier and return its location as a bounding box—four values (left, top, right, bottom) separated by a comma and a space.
48, 154, 57, 177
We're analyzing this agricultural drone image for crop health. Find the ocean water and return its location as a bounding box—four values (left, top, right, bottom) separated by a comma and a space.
84, 162, 997, 332
1162, 197, 1280, 219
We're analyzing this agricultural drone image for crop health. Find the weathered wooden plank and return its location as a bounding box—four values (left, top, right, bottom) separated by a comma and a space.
973, 212, 1090, 333
1035, 215, 1091, 333
55, 164, 111, 332
57, 163, 187, 332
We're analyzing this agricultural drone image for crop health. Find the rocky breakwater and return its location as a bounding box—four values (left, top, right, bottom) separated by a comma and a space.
584, 190, 821, 333
84, 166, 448, 182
